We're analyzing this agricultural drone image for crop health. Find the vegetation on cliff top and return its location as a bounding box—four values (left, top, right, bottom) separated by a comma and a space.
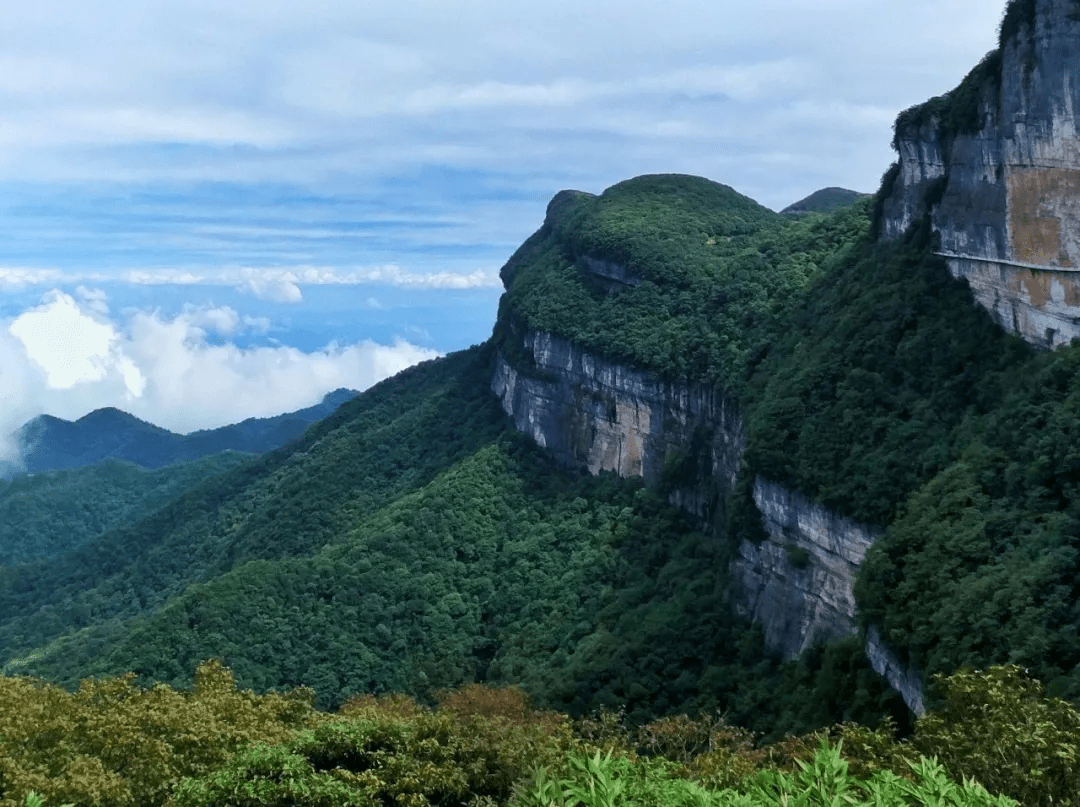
889, 0, 1055, 147
741, 208, 1080, 701
891, 48, 1002, 146
498, 173, 869, 387
495, 166, 1080, 710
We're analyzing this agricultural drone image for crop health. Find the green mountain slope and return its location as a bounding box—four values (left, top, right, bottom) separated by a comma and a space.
0, 452, 254, 565
781, 187, 870, 215
19, 434, 902, 737
10, 389, 356, 474
7, 162, 1080, 738
5, 343, 902, 736
740, 217, 1080, 700
0, 349, 507, 674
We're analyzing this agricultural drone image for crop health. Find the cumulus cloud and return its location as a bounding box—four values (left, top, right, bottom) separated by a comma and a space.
1, 290, 439, 451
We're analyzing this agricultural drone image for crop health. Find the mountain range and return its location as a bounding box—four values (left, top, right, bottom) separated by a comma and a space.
3, 389, 357, 476
2, 0, 1079, 753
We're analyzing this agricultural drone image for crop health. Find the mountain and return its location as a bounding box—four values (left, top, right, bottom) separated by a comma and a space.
1, 0, 1078, 746
8, 389, 357, 475
0, 205, 901, 737
781, 187, 870, 215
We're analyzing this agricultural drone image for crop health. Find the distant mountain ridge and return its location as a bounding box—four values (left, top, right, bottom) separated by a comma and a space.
7, 389, 358, 475
781, 187, 870, 215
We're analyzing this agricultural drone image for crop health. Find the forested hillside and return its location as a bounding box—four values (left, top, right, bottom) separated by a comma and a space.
6, 158, 1080, 729
744, 218, 1080, 701
6, 0, 1080, 803
497, 174, 867, 387
0, 339, 903, 738
0, 452, 253, 565
491, 167, 1080, 704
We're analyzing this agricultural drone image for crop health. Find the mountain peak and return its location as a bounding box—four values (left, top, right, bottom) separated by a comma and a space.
8, 391, 359, 476
781, 187, 869, 215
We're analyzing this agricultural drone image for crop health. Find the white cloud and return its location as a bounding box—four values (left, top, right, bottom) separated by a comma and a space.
76, 286, 110, 315
0, 0, 1005, 206
1, 290, 439, 441
236, 271, 304, 303
0, 268, 66, 289
183, 304, 241, 335
294, 265, 502, 289
8, 291, 133, 391
0, 264, 504, 291
242, 314, 272, 332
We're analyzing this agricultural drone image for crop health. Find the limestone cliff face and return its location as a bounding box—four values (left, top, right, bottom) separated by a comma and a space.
491, 330, 924, 712
736, 479, 877, 659
491, 331, 743, 520
880, 0, 1080, 347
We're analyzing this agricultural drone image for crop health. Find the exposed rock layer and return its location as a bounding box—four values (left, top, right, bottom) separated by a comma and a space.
737, 479, 877, 660
880, 0, 1080, 347
492, 331, 742, 520
866, 626, 926, 716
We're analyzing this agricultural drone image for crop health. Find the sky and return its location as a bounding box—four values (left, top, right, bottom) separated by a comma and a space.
0, 0, 1006, 459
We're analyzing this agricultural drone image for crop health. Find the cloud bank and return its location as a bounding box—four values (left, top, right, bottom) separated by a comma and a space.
0, 290, 438, 464
0, 265, 503, 296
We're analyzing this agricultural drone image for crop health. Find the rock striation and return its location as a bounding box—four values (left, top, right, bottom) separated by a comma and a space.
491, 330, 743, 520
736, 479, 877, 659
880, 0, 1080, 347
492, 329, 925, 712
866, 626, 926, 716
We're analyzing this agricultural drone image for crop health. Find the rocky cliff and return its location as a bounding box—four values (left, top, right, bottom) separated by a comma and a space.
491, 330, 743, 520
491, 329, 925, 711
880, 0, 1080, 347
736, 479, 876, 660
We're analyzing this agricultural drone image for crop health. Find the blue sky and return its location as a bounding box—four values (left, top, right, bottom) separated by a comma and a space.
0, 0, 1005, 452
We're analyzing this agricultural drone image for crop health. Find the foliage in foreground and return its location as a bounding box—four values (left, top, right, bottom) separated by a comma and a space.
0, 661, 320, 807
3, 663, 1079, 807
516, 744, 1015, 807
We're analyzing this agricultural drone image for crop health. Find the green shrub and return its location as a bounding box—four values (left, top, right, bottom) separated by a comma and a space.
516, 742, 1015, 807
0, 661, 319, 807
913, 665, 1080, 807
784, 545, 810, 569
174, 706, 571, 807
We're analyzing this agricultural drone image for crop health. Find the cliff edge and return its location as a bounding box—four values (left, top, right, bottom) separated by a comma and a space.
879, 0, 1080, 347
